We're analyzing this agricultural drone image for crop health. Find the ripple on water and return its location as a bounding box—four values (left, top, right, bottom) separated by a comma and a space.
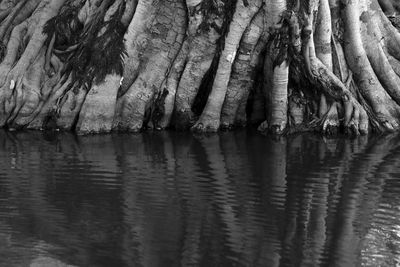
0, 131, 399, 266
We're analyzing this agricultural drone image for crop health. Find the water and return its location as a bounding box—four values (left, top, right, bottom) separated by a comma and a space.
0, 130, 399, 267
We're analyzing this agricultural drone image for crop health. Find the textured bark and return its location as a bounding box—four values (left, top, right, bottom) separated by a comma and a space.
220, 10, 265, 129
192, 0, 262, 132
0, 0, 399, 135
0, 0, 66, 128
315, 0, 339, 133
173, 0, 228, 130
76, 74, 121, 134
260, 0, 290, 134
344, 0, 400, 131
113, 0, 186, 131
159, 40, 189, 129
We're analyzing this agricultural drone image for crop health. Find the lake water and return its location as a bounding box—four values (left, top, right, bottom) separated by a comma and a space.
0, 130, 399, 267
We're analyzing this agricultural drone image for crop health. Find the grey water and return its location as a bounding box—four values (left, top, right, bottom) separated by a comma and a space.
0, 130, 399, 267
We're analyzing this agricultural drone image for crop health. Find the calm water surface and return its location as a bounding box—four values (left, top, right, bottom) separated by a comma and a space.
0, 130, 400, 267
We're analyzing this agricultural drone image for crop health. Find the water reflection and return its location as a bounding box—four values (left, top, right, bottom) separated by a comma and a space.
0, 130, 400, 266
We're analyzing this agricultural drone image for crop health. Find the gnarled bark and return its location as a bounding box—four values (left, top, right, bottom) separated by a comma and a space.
192, 0, 262, 132
0, 0, 399, 136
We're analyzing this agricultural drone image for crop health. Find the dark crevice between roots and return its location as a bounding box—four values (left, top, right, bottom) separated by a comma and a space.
144, 88, 169, 131
192, 55, 220, 118
42, 110, 59, 131
172, 59, 217, 131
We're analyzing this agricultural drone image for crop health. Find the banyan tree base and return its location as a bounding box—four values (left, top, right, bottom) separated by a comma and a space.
0, 0, 400, 136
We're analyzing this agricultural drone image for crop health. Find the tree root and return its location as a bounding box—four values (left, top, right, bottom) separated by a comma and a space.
0, 0, 400, 136
320, 103, 340, 135
159, 40, 189, 129
220, 9, 265, 129
194, 0, 262, 133
301, 17, 369, 135
27, 75, 72, 130
114, 0, 186, 132
191, 112, 220, 133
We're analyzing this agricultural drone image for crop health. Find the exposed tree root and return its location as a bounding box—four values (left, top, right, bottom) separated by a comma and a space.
159, 40, 189, 129
220, 10, 264, 129
28, 75, 72, 130
113, 0, 186, 132
0, 0, 399, 136
174, 0, 230, 130
320, 103, 339, 136
258, 0, 292, 135
0, 0, 66, 128
192, 0, 262, 132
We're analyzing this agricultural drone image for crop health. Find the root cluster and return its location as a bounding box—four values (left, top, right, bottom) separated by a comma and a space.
0, 0, 400, 135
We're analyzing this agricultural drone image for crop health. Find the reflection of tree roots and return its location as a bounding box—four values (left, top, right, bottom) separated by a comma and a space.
0, 128, 399, 265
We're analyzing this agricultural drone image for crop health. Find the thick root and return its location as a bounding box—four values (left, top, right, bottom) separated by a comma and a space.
18, 71, 63, 128
195, 0, 262, 132
76, 74, 121, 134
7, 49, 46, 129
321, 103, 339, 135
299, 1, 371, 135
27, 75, 72, 130
119, 0, 158, 94
191, 111, 221, 133
220, 10, 265, 129
113, 79, 153, 132
159, 40, 189, 129
56, 86, 87, 130
269, 61, 289, 134
0, 0, 400, 136
260, 0, 291, 134
174, 42, 219, 130
114, 0, 186, 131
343, 1, 400, 130
0, 0, 66, 127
